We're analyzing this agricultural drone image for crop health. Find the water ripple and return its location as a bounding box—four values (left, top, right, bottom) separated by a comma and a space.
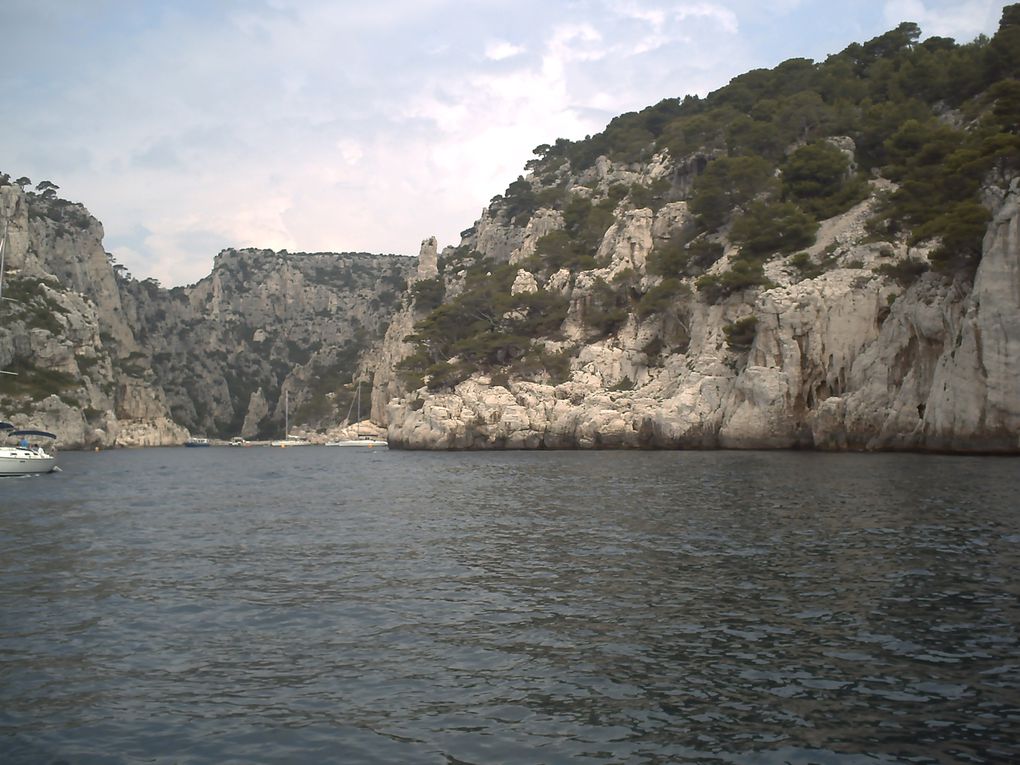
1, 449, 1018, 763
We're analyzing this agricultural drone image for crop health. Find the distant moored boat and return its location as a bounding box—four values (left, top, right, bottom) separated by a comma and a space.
325, 377, 388, 448
271, 390, 312, 447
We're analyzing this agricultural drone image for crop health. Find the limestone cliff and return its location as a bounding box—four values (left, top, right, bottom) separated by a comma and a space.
1, 180, 415, 446
375, 14, 1020, 452
117, 247, 414, 439
1, 182, 186, 448
382, 175, 1019, 452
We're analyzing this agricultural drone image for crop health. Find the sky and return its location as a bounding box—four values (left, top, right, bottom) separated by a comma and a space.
2, 0, 1012, 286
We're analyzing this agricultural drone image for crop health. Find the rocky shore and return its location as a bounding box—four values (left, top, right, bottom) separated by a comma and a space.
380, 176, 1020, 453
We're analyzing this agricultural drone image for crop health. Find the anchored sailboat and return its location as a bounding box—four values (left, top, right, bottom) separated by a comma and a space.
271, 389, 310, 447
325, 378, 387, 448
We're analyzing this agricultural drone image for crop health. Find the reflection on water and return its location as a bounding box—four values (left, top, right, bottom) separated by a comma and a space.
1, 448, 1018, 764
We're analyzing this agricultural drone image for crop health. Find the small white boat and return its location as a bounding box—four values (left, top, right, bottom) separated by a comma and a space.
0, 424, 59, 476
271, 434, 311, 447
184, 436, 210, 447
325, 437, 388, 448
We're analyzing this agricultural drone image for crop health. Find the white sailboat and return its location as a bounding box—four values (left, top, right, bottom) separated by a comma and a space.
1, 218, 59, 475
325, 379, 387, 448
1, 423, 58, 475
271, 389, 310, 447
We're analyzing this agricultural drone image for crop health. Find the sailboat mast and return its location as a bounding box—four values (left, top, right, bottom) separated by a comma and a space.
1, 219, 8, 306
284, 389, 289, 437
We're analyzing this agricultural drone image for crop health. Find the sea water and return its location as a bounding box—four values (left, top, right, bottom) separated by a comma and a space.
1, 448, 1018, 764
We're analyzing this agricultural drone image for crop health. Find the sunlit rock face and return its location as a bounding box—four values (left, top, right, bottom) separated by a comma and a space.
375, 157, 1020, 453
921, 178, 1020, 451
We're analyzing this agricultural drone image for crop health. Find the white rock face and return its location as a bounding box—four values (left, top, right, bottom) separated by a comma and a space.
241, 388, 270, 439
919, 178, 1020, 451
509, 209, 566, 265
511, 269, 538, 295
112, 417, 189, 448
379, 161, 1020, 453
598, 208, 654, 279
417, 236, 439, 280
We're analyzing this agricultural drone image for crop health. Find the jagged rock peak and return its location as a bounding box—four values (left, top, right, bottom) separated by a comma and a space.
417, 237, 439, 280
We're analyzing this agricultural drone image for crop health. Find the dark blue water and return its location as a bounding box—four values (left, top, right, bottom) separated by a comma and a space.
1, 448, 1018, 764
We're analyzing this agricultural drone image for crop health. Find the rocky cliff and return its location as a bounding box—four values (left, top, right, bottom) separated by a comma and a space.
382, 178, 1019, 452
1, 181, 416, 447
4, 11, 1019, 453
117, 247, 413, 439
0, 182, 186, 447
376, 13, 1020, 452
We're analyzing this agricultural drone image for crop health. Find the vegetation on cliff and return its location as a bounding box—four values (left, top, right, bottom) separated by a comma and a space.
118, 248, 414, 438
1, 174, 416, 441
399, 6, 1020, 392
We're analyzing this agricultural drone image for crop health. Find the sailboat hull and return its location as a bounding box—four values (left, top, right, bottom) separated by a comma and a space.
271, 435, 311, 447
0, 447, 58, 475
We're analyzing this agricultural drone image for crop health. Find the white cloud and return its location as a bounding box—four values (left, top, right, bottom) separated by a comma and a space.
883, 0, 1004, 39
672, 3, 740, 34
485, 40, 526, 60
335, 140, 365, 166
5, 0, 1011, 286
547, 23, 608, 64
609, 0, 668, 30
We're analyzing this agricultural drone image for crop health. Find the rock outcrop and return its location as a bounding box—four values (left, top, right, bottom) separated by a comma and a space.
1, 183, 187, 448
373, 12, 1020, 452
118, 246, 414, 438
2, 181, 415, 447
380, 170, 1020, 453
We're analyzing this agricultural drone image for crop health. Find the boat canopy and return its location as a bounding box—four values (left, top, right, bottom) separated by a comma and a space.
10, 429, 57, 439
0, 421, 14, 430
